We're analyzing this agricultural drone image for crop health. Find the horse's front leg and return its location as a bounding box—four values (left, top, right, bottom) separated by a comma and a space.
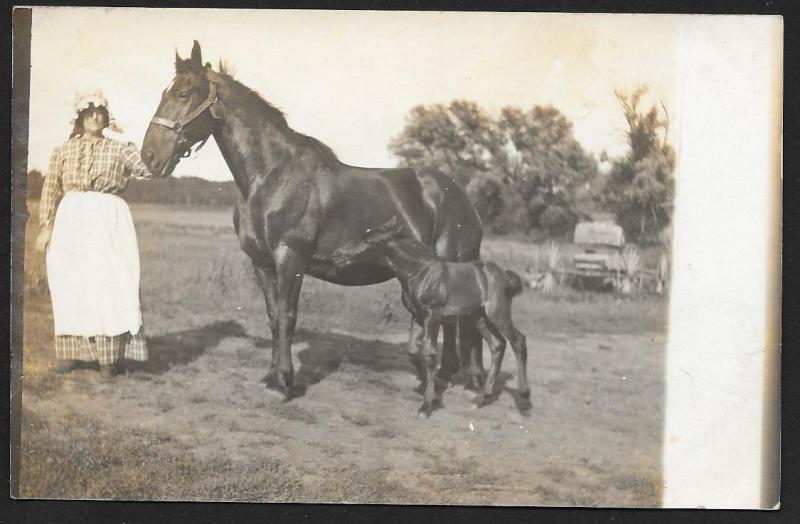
271, 243, 306, 400
252, 263, 280, 386
419, 312, 443, 418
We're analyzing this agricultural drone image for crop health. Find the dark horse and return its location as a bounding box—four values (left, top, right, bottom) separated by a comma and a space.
141, 41, 485, 399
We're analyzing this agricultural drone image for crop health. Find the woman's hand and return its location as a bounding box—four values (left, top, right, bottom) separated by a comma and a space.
35, 228, 52, 253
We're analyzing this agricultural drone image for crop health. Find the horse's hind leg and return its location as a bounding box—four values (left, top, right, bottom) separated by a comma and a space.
473, 316, 506, 407
458, 316, 485, 392
438, 318, 460, 384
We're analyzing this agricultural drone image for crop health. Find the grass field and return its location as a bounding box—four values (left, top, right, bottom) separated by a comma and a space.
18, 202, 668, 506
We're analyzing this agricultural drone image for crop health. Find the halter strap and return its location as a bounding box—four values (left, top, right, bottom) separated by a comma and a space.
150, 81, 219, 132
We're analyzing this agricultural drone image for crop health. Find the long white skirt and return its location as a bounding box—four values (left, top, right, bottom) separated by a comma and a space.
46, 191, 143, 337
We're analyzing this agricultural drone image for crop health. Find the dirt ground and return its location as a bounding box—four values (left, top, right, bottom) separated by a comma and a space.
17, 204, 667, 506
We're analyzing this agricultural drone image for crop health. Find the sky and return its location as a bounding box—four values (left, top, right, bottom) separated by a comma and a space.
27, 8, 679, 181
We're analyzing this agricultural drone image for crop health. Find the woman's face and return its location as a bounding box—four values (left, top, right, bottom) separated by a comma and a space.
81, 108, 108, 135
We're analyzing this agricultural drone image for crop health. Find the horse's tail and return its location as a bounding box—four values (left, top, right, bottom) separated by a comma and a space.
505, 270, 524, 298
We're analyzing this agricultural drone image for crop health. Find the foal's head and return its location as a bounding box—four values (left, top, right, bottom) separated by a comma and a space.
330, 216, 406, 267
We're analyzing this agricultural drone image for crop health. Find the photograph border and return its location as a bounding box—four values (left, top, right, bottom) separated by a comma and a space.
5, 0, 793, 521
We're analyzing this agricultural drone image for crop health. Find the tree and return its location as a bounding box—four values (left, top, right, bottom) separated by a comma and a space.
495, 105, 598, 234
603, 86, 675, 242
389, 101, 598, 236
389, 101, 497, 178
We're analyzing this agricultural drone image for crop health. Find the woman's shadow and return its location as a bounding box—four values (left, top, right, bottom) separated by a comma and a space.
126, 320, 247, 374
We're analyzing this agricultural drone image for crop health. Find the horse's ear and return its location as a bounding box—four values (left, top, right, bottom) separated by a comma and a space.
175, 49, 182, 69
190, 40, 203, 69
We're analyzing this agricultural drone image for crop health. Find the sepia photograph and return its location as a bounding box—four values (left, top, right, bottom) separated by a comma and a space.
10, 7, 782, 509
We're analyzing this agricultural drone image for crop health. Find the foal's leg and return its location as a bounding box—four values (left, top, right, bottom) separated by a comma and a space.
402, 291, 426, 384
491, 299, 531, 412
473, 316, 506, 407
419, 313, 442, 418
407, 318, 426, 383
505, 327, 531, 411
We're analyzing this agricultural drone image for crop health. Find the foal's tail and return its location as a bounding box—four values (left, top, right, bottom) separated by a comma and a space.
505, 270, 524, 298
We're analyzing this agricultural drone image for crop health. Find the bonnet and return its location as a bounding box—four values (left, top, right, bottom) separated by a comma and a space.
72, 89, 123, 133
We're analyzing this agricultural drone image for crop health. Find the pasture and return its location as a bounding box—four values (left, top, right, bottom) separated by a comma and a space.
18, 203, 667, 506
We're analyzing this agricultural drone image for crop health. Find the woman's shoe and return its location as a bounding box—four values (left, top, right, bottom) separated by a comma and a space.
99, 363, 118, 378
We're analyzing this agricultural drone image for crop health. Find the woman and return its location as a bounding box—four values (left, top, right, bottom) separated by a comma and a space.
35, 90, 161, 378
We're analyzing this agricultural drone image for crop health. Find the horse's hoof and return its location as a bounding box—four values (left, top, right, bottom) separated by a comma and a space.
473, 395, 489, 408
413, 382, 427, 396
263, 371, 293, 399
417, 404, 433, 418
464, 377, 482, 393
262, 371, 279, 388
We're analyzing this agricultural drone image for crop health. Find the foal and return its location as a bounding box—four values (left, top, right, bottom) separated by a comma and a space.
332, 216, 531, 417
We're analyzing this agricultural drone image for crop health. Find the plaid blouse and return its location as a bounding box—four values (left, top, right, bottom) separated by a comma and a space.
39, 134, 156, 228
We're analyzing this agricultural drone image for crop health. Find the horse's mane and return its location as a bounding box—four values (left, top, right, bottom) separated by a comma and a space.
215, 59, 341, 170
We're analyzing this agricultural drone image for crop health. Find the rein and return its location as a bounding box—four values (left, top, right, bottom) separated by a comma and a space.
149, 80, 220, 159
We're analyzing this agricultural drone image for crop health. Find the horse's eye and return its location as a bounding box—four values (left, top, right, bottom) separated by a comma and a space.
178, 91, 189, 100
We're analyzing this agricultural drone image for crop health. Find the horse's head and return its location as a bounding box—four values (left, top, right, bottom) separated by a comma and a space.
142, 41, 224, 177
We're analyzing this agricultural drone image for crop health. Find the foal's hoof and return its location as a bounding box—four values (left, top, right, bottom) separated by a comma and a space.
517, 391, 533, 412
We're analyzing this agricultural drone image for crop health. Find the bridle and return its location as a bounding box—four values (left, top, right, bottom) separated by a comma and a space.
149, 78, 220, 160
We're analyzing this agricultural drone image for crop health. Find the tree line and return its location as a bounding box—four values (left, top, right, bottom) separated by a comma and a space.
25, 173, 239, 208
389, 86, 675, 243
26, 86, 674, 243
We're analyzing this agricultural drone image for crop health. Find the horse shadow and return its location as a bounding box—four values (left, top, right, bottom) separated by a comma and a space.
253, 329, 417, 398
126, 320, 247, 375
275, 329, 529, 413
129, 321, 530, 412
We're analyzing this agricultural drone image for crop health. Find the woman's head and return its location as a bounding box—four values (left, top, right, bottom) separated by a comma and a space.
71, 106, 109, 137
70, 90, 121, 138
